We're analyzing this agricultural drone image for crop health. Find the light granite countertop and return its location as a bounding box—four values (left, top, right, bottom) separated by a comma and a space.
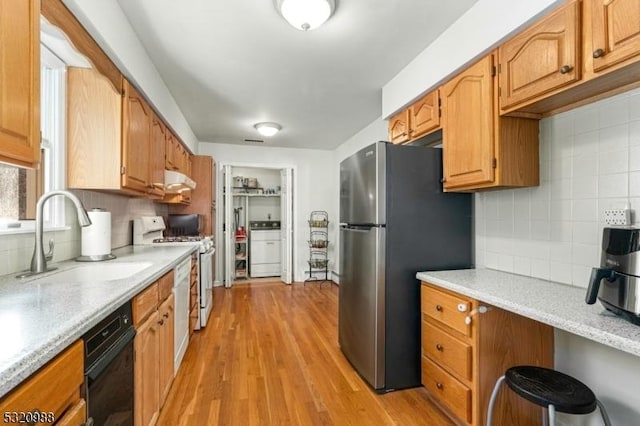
416, 268, 640, 358
0, 244, 198, 399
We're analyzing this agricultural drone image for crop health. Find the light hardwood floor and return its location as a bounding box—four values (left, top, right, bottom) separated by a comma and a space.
157, 282, 453, 425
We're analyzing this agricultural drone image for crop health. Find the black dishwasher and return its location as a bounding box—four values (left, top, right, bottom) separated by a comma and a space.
83, 302, 135, 426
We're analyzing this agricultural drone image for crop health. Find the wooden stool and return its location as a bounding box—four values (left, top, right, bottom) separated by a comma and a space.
486, 366, 611, 426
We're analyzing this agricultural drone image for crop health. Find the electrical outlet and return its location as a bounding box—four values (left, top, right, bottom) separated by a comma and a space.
604, 209, 631, 225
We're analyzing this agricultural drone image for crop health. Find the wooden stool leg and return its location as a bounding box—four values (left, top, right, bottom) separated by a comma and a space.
486, 375, 505, 426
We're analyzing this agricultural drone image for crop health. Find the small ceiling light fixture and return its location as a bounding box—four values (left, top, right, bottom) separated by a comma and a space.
274, 0, 336, 31
254, 122, 282, 137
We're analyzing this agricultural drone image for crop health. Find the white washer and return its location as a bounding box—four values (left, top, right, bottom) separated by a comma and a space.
250, 229, 281, 277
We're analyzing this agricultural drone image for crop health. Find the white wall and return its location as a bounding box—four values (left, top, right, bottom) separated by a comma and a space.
382, 0, 562, 117
60, 0, 198, 151
475, 88, 640, 425
198, 142, 335, 283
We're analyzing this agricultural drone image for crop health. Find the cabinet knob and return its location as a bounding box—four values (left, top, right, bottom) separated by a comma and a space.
436, 382, 443, 390
559, 65, 573, 74
593, 48, 605, 58
158, 319, 165, 326
163, 313, 169, 319
436, 344, 443, 351
435, 305, 443, 312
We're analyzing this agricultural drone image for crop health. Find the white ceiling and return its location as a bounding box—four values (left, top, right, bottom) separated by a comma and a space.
117, 0, 479, 150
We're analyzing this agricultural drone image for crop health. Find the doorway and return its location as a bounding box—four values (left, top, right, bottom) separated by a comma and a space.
218, 164, 294, 287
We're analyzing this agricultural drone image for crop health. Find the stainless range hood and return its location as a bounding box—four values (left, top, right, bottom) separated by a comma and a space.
164, 170, 196, 193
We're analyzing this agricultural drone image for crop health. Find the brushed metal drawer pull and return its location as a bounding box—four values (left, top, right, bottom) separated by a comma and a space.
436, 382, 443, 390
435, 305, 443, 312
593, 48, 605, 58
436, 344, 443, 351
559, 65, 573, 74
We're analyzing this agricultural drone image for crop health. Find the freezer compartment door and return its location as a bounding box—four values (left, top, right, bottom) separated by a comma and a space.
339, 142, 386, 225
338, 226, 385, 390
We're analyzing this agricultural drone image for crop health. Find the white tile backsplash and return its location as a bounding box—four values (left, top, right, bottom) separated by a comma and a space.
476, 89, 640, 287
0, 190, 167, 276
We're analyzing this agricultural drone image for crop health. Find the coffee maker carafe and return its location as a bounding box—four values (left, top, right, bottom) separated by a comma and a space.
586, 227, 640, 325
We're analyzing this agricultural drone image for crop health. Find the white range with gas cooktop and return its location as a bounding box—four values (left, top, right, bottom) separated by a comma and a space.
133, 216, 215, 334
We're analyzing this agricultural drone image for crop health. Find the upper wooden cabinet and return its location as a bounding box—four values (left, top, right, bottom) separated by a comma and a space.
388, 109, 410, 144
408, 90, 441, 139
67, 69, 166, 197
0, 0, 40, 169
122, 79, 152, 193
150, 114, 167, 198
499, 1, 581, 112
590, 0, 640, 72
441, 54, 539, 191
499, 0, 640, 116
169, 155, 215, 234
388, 90, 441, 144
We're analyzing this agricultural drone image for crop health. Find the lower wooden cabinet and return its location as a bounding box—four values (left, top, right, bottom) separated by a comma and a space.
133, 271, 176, 426
0, 340, 85, 425
420, 282, 554, 426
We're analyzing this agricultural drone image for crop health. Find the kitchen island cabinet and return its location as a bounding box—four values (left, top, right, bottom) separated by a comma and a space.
0, 0, 40, 169
440, 53, 539, 191
420, 282, 553, 425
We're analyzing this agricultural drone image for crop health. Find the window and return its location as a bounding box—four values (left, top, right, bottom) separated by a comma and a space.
0, 44, 66, 230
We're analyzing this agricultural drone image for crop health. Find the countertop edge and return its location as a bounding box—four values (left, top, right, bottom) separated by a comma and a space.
0, 245, 199, 399
416, 270, 640, 359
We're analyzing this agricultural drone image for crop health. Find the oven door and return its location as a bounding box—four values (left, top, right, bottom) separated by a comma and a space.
199, 248, 214, 327
85, 327, 135, 426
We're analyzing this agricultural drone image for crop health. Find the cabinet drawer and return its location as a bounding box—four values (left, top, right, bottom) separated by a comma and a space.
55, 398, 86, 426
158, 270, 174, 302
421, 284, 471, 336
422, 321, 472, 381
133, 282, 159, 326
422, 355, 472, 424
250, 263, 280, 277
0, 340, 84, 422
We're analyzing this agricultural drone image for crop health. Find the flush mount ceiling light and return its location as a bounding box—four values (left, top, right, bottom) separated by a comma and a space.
254, 122, 282, 137
274, 0, 336, 31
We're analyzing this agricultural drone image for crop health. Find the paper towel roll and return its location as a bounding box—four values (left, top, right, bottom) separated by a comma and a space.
81, 209, 112, 256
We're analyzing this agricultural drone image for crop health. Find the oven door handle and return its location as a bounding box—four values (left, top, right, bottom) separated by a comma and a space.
86, 327, 136, 382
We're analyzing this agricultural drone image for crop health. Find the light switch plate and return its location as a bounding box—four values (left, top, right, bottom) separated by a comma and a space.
604, 209, 631, 225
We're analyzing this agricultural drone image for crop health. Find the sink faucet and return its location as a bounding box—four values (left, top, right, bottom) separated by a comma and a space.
17, 190, 91, 278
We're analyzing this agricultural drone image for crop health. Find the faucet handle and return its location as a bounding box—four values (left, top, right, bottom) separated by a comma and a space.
45, 238, 55, 261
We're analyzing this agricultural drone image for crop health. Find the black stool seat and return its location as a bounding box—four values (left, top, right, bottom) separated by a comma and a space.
505, 366, 596, 415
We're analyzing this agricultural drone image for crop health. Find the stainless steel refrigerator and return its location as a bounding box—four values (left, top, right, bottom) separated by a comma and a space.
339, 141, 472, 392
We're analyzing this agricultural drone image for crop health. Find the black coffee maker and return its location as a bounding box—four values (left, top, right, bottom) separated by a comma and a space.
586, 227, 640, 325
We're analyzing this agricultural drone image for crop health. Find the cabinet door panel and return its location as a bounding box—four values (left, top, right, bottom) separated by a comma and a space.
0, 0, 40, 168
409, 90, 440, 139
134, 311, 160, 426
122, 80, 151, 193
499, 1, 580, 110
591, 0, 640, 71
441, 55, 495, 189
388, 110, 410, 144
159, 294, 175, 405
150, 116, 166, 197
